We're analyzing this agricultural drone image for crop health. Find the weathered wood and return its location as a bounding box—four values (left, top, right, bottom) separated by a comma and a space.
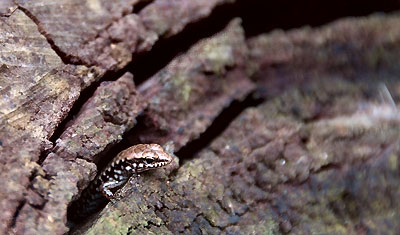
1, 0, 244, 234
84, 78, 400, 234
1, 0, 400, 234
0, 9, 102, 234
248, 13, 400, 98
136, 19, 254, 150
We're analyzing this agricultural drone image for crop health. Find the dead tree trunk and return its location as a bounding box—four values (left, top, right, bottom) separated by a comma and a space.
1, 0, 400, 234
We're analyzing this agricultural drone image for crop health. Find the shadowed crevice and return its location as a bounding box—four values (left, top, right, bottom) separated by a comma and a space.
176, 93, 264, 162
8, 200, 26, 231
132, 0, 154, 14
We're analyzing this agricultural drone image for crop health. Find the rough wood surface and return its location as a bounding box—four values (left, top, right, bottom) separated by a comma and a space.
0, 8, 102, 234
1, 0, 400, 234
136, 19, 254, 149
248, 13, 400, 98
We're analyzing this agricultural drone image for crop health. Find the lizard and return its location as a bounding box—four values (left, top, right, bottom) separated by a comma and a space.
68, 144, 174, 221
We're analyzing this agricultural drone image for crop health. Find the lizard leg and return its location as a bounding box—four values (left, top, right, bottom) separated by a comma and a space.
100, 180, 126, 202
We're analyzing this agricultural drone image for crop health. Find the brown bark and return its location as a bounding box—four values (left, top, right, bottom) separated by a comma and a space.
1, 1, 400, 234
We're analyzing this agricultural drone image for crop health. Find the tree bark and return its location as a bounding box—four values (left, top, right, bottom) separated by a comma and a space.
1, 1, 400, 234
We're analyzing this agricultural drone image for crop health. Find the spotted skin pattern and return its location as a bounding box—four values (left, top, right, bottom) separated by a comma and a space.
69, 144, 174, 221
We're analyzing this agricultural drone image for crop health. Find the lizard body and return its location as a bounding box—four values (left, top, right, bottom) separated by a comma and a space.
69, 144, 173, 221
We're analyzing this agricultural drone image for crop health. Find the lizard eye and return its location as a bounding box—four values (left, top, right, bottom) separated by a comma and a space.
144, 159, 154, 164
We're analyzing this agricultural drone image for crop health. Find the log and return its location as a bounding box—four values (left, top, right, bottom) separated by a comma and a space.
1, 0, 400, 234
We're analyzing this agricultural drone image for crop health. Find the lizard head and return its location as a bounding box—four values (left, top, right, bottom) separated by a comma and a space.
121, 144, 174, 172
